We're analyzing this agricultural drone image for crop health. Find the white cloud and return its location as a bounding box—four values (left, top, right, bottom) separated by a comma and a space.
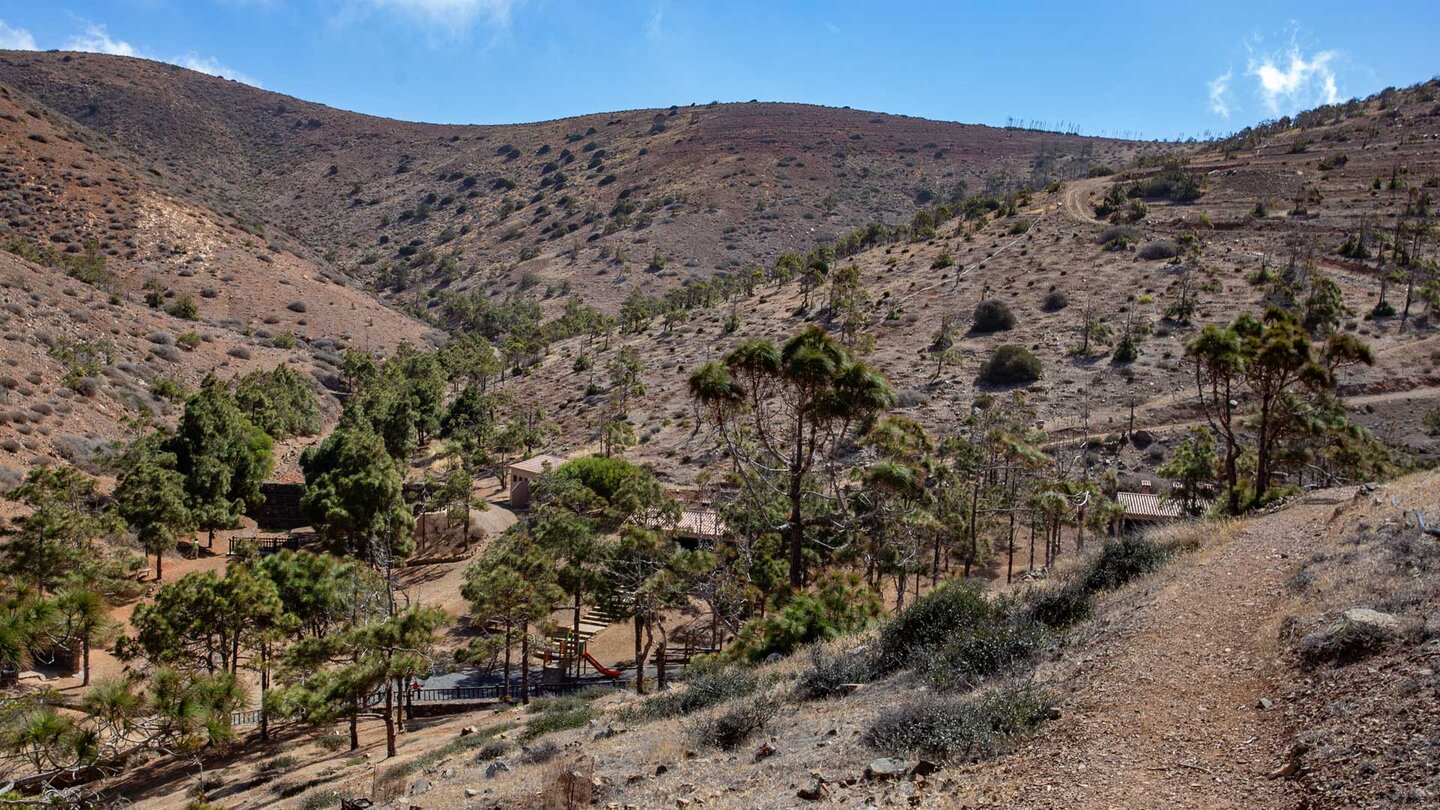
59, 22, 265, 87
1247, 43, 1340, 115
364, 0, 520, 31
645, 1, 666, 42
173, 52, 263, 88
0, 19, 37, 51
67, 24, 140, 57
1207, 69, 1232, 118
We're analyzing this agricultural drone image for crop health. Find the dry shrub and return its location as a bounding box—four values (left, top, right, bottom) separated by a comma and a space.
536, 755, 595, 810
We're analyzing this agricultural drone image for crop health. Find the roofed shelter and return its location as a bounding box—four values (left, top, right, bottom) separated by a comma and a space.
1115, 481, 1211, 531
508, 454, 568, 509
646, 506, 727, 549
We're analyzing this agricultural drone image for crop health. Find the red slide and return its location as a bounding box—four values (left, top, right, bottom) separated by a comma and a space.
582, 651, 622, 678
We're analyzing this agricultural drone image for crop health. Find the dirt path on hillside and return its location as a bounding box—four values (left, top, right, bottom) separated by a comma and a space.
1042, 383, 1440, 449
1061, 175, 1108, 225
962, 500, 1333, 808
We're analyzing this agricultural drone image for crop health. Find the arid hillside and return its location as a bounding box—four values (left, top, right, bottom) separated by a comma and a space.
0, 51, 1148, 313
0, 74, 439, 468
494, 79, 1440, 488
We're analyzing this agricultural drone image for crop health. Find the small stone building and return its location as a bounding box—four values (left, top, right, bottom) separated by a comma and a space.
507, 454, 568, 509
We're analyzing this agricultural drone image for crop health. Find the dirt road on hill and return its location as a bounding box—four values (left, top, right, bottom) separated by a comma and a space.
1062, 175, 1109, 225
960, 497, 1344, 808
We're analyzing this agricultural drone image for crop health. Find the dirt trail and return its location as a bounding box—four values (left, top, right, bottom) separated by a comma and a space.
1042, 384, 1440, 449
1061, 175, 1109, 225
963, 500, 1336, 808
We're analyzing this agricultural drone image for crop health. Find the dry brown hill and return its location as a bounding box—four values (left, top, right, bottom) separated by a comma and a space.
496, 79, 1440, 487
0, 51, 1148, 313
0, 71, 439, 468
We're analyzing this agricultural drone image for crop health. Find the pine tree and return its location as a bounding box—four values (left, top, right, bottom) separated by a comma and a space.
166, 378, 273, 548
112, 438, 193, 582
300, 410, 415, 563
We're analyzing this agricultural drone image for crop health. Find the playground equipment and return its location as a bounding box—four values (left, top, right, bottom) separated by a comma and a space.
582, 651, 622, 678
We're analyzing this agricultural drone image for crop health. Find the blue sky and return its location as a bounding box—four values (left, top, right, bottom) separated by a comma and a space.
0, 1, 1435, 139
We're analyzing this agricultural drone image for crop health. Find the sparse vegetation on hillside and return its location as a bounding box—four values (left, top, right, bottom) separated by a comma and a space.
979, 345, 1042, 384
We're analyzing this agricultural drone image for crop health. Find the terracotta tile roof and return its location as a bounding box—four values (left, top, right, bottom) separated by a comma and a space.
1116, 491, 1211, 520
508, 454, 569, 477
646, 507, 727, 539
675, 508, 726, 538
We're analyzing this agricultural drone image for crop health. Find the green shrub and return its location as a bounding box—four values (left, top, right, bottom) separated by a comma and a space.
1027, 583, 1094, 628
978, 345, 1041, 385
725, 573, 882, 662
1097, 225, 1139, 251
152, 377, 186, 401
971, 299, 1016, 333
521, 695, 596, 740
641, 661, 758, 719
877, 580, 1000, 671
1112, 332, 1139, 363
689, 694, 780, 751
1137, 240, 1179, 261
865, 684, 1053, 761
1080, 536, 1172, 592
176, 332, 201, 351
1041, 290, 1068, 312
166, 296, 200, 321
920, 620, 1048, 692
793, 644, 880, 701
234, 364, 321, 438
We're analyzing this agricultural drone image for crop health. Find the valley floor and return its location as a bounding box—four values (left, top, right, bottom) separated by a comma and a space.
119, 481, 1434, 809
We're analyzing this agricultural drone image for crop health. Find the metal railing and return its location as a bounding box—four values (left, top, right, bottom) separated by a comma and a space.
229, 677, 631, 726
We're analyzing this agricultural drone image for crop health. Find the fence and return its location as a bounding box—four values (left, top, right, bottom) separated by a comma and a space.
229, 678, 631, 726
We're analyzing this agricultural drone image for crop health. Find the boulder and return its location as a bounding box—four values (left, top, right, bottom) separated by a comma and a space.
485, 760, 510, 779
1341, 607, 1401, 634
865, 757, 909, 780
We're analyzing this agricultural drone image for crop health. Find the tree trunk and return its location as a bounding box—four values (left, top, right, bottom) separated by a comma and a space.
396, 677, 406, 733
931, 524, 942, 585
571, 591, 582, 680
520, 620, 531, 706
349, 703, 359, 751
655, 642, 667, 691
383, 680, 396, 758
1255, 397, 1273, 499
1006, 509, 1016, 584
787, 470, 805, 588
963, 477, 980, 577
633, 614, 646, 695
501, 621, 512, 701
259, 643, 269, 742
81, 637, 91, 687
155, 548, 163, 583
1028, 518, 1036, 571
